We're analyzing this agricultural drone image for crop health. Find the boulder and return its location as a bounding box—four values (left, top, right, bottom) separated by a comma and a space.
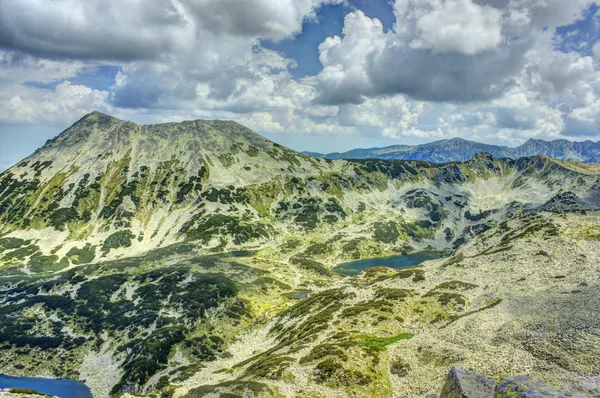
440, 366, 496, 398
495, 376, 598, 397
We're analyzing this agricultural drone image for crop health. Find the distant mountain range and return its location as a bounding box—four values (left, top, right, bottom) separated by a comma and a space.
304, 137, 600, 163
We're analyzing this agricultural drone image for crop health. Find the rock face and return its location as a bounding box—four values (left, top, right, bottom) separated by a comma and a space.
495, 376, 599, 398
440, 370, 600, 398
440, 366, 496, 398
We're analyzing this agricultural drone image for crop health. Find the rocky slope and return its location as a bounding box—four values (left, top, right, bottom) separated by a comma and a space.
307, 137, 600, 163
0, 113, 599, 397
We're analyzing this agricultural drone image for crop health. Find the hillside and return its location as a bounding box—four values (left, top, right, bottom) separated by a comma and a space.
0, 113, 599, 397
307, 137, 600, 163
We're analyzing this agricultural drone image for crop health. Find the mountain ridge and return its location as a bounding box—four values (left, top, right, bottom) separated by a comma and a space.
306, 136, 600, 163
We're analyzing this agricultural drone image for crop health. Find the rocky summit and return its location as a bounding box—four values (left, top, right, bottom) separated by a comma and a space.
0, 113, 599, 397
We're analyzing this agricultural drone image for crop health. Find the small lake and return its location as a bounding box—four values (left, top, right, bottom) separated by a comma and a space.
0, 374, 92, 398
333, 251, 444, 276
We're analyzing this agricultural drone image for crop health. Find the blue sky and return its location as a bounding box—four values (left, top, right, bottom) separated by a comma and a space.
262, 0, 395, 78
1, 0, 599, 171
555, 3, 600, 56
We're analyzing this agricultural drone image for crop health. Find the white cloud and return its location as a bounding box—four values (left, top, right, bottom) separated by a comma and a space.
0, 51, 87, 88
0, 81, 109, 125
407, 0, 504, 55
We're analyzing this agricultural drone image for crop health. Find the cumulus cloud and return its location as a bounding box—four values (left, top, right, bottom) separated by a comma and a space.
0, 51, 87, 88
0, 80, 109, 125
407, 0, 504, 55
0, 0, 195, 60
0, 0, 342, 60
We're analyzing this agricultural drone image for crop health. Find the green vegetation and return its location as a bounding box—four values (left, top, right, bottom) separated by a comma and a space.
186, 380, 272, 397
300, 343, 347, 364
423, 291, 467, 307
244, 353, 295, 379
353, 333, 414, 351
182, 214, 271, 245
390, 360, 411, 378
0, 265, 248, 395
375, 288, 413, 300
112, 326, 186, 394
101, 230, 135, 254
290, 255, 331, 276
429, 280, 478, 291
392, 268, 426, 282
342, 300, 393, 318
8, 388, 52, 397
66, 243, 96, 265
313, 357, 372, 386
373, 221, 400, 243
0, 237, 29, 251
28, 253, 69, 273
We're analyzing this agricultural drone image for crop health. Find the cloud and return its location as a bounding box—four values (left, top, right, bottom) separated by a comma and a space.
0, 0, 195, 61
0, 0, 342, 61
312, 7, 531, 104
185, 0, 343, 40
0, 51, 87, 88
0, 0, 598, 160
0, 80, 109, 125
406, 0, 504, 55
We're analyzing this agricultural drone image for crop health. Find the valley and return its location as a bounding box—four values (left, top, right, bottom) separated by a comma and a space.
0, 113, 598, 397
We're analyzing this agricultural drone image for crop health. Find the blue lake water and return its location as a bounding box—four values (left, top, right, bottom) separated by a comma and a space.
333, 251, 444, 276
0, 374, 92, 398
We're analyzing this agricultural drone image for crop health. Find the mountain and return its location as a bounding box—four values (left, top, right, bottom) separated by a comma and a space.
0, 112, 599, 397
306, 137, 600, 163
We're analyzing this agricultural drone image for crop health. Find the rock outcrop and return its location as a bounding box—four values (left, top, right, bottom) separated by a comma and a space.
439, 369, 600, 398
440, 366, 496, 398
496, 376, 599, 398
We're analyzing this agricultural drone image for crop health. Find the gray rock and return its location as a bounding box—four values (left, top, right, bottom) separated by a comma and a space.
495, 376, 597, 397
440, 366, 496, 398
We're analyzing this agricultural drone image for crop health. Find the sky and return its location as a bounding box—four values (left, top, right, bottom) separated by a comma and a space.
1, 0, 600, 170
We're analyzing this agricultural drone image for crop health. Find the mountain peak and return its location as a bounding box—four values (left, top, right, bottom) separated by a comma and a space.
446, 137, 470, 143
76, 110, 122, 125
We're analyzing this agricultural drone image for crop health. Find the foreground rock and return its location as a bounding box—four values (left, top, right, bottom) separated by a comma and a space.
496, 376, 599, 397
439, 369, 600, 398
440, 366, 496, 398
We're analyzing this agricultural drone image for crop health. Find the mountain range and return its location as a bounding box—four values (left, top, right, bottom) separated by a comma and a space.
0, 112, 599, 398
305, 137, 600, 163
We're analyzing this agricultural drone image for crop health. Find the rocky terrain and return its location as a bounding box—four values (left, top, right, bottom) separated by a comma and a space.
0, 389, 53, 398
439, 366, 599, 397
0, 113, 598, 397
306, 137, 600, 163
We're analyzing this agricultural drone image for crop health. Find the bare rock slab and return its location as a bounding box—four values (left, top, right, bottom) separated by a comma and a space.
495, 376, 599, 397
440, 366, 496, 398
